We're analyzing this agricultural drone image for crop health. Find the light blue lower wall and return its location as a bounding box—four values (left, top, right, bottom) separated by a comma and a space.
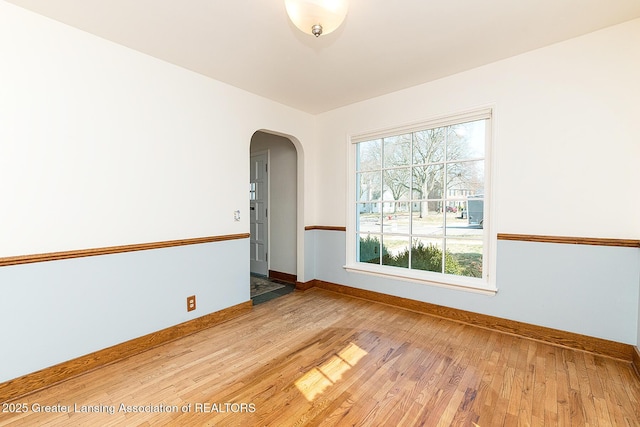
303, 229, 317, 283
310, 230, 639, 345
3, 231, 636, 384
0, 239, 249, 383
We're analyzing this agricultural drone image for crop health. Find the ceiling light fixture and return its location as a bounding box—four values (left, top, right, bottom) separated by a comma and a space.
285, 0, 348, 37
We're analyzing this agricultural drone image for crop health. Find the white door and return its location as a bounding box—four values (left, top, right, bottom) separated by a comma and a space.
250, 152, 268, 276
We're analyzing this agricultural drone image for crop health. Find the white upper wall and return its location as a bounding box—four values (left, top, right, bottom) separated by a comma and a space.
2, 0, 638, 251
316, 18, 640, 239
0, 1, 316, 257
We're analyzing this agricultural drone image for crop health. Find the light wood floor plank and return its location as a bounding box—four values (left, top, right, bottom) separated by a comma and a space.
1, 288, 638, 426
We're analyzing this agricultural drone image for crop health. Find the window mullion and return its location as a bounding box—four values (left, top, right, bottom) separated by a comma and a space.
409, 132, 414, 270
378, 163, 384, 265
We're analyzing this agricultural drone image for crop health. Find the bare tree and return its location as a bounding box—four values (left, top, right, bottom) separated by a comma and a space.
357, 121, 484, 218
383, 168, 410, 212
411, 124, 483, 217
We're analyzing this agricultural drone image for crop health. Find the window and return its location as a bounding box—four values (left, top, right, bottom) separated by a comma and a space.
347, 109, 493, 292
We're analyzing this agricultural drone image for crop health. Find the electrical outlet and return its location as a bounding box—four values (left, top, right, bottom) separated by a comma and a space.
187, 295, 196, 312
234, 210, 241, 221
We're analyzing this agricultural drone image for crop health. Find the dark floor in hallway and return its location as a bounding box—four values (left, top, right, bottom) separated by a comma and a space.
250, 274, 295, 305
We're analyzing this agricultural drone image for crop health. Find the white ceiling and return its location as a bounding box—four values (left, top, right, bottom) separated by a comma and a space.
7, 0, 640, 114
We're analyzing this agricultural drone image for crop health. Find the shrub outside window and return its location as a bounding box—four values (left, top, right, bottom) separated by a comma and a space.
349, 109, 492, 291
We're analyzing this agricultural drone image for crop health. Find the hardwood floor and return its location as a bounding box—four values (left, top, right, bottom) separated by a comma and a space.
2, 288, 639, 426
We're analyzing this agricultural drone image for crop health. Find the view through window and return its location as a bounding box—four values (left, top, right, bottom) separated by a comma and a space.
354, 112, 490, 283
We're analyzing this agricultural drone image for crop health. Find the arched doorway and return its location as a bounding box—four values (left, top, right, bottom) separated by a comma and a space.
249, 131, 300, 303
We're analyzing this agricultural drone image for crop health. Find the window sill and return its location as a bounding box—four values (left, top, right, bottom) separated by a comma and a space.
343, 263, 497, 296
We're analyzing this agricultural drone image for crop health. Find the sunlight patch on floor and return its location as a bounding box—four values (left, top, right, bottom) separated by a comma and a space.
295, 342, 368, 401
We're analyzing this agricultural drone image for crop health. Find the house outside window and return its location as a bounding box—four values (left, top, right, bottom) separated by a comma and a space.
347, 109, 494, 293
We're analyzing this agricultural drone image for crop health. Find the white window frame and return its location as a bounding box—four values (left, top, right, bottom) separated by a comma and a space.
344, 108, 497, 295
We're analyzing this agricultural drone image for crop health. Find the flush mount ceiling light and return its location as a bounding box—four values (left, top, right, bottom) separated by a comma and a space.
285, 0, 348, 37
